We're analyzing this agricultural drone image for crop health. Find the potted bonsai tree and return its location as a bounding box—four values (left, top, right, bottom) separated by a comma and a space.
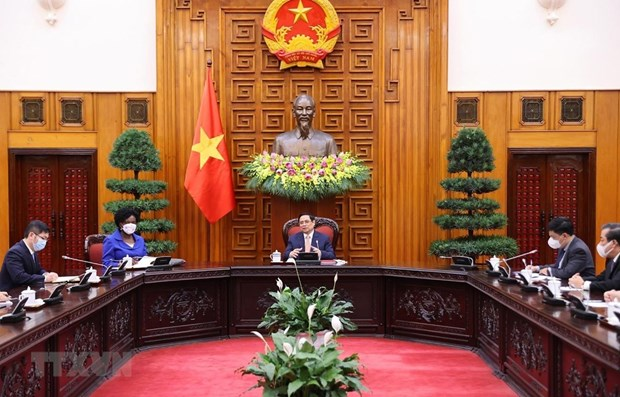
103, 128, 177, 254
429, 127, 518, 260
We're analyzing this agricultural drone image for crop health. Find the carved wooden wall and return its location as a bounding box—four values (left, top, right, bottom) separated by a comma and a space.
221, 7, 380, 262
1, 1, 620, 269
157, 0, 442, 265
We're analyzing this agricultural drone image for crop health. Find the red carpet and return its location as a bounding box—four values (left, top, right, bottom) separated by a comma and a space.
90, 337, 516, 396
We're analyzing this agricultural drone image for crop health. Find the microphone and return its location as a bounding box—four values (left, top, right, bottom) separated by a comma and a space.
502, 250, 538, 262
61, 255, 106, 268
62, 255, 121, 281
439, 255, 475, 269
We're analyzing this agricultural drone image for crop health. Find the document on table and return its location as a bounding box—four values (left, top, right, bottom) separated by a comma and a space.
585, 300, 608, 308
52, 276, 80, 283
125, 256, 155, 269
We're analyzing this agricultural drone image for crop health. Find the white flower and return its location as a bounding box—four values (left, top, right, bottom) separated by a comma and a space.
331, 315, 343, 333
282, 342, 294, 357
276, 278, 283, 291
333, 272, 339, 290
283, 326, 290, 335
307, 304, 316, 321
251, 331, 271, 352
323, 330, 334, 346
297, 337, 308, 348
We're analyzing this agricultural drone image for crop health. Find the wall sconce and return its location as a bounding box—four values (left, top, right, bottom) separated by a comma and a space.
38, 0, 67, 26
537, 0, 566, 25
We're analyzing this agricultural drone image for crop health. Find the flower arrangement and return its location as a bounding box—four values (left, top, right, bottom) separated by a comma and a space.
240, 261, 367, 396
240, 152, 370, 202
258, 275, 357, 336
241, 329, 367, 397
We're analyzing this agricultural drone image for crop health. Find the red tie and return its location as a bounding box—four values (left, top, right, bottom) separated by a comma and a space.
304, 235, 311, 252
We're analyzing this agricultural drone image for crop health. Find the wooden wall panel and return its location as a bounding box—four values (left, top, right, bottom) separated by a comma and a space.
0, 93, 10, 248
450, 90, 620, 273
0, 0, 619, 270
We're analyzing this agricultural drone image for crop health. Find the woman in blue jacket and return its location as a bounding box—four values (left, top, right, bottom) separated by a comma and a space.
102, 208, 147, 268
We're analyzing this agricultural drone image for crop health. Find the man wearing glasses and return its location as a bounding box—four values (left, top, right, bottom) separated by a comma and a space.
0, 220, 58, 291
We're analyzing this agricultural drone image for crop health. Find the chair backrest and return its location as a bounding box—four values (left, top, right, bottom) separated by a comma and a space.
84, 234, 107, 264
282, 217, 339, 248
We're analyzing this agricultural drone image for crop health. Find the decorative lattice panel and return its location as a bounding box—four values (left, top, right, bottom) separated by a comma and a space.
63, 168, 89, 272
515, 166, 542, 265
27, 167, 54, 269
552, 166, 579, 231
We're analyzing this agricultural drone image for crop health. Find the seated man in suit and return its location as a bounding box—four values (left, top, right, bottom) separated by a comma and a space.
569, 224, 620, 292
0, 220, 59, 291
284, 212, 335, 261
528, 217, 595, 279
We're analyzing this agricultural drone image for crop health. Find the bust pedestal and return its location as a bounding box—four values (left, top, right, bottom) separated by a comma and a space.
270, 196, 336, 253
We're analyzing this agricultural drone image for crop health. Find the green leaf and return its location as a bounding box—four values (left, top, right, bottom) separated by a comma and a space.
287, 380, 305, 396
263, 363, 276, 381
103, 199, 170, 214
106, 179, 167, 195
433, 213, 508, 230
108, 129, 162, 172
429, 235, 519, 257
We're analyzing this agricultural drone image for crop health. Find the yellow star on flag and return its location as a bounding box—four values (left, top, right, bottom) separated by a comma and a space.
289, 0, 312, 24
191, 127, 224, 168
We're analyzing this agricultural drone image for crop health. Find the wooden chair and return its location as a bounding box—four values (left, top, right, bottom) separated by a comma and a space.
282, 217, 339, 248
84, 234, 107, 264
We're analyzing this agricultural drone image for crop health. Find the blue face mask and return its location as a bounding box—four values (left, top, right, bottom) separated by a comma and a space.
33, 237, 47, 252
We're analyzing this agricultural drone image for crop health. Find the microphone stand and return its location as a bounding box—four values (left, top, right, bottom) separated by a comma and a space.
61, 255, 124, 281
439, 255, 476, 271
497, 250, 537, 285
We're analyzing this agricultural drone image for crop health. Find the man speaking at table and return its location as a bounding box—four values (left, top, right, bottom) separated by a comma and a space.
284, 213, 335, 261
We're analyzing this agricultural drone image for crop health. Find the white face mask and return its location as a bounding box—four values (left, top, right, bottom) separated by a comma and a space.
547, 237, 561, 250
122, 223, 137, 235
33, 237, 47, 252
596, 241, 613, 258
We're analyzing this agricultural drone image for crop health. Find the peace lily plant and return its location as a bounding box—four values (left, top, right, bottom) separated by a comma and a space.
258, 273, 357, 336
241, 328, 367, 397
241, 263, 367, 396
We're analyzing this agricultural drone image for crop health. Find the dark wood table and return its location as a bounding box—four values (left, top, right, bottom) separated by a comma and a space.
0, 264, 617, 396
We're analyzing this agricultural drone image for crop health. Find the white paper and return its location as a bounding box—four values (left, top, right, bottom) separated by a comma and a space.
586, 301, 608, 308
126, 256, 155, 269
53, 276, 80, 283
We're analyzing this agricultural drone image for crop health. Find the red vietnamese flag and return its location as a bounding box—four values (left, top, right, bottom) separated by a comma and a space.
184, 67, 235, 223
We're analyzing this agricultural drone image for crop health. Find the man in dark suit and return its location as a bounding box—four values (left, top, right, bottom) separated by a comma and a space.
570, 224, 620, 292
529, 217, 595, 279
0, 220, 58, 291
284, 212, 335, 261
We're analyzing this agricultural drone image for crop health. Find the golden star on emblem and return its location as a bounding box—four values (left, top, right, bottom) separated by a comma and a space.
289, 0, 312, 24
191, 127, 224, 168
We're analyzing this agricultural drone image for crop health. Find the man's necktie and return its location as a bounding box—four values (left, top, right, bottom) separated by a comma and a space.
304, 235, 311, 252
555, 249, 565, 268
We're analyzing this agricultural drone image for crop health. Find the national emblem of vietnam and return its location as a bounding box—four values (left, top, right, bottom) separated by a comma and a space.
262, 0, 341, 69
